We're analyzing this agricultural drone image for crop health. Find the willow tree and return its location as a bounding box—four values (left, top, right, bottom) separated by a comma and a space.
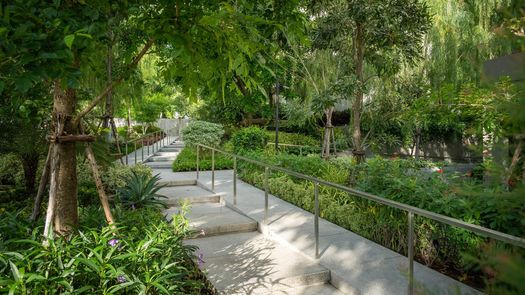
310, 0, 431, 162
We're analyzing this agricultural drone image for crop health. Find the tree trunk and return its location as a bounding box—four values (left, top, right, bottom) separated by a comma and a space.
85, 144, 115, 226
46, 80, 79, 236
127, 105, 132, 136
322, 107, 334, 158
506, 140, 522, 187
30, 145, 52, 224
20, 152, 39, 194
103, 31, 114, 130
352, 23, 365, 163
482, 128, 493, 183
414, 127, 421, 160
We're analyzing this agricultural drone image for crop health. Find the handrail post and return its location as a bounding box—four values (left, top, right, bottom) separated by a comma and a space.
148, 136, 150, 156
141, 138, 144, 162
408, 211, 414, 295
314, 181, 320, 259
155, 132, 158, 152
125, 141, 128, 165
196, 145, 200, 179
264, 167, 269, 224
134, 141, 137, 164
211, 149, 215, 191
233, 156, 237, 206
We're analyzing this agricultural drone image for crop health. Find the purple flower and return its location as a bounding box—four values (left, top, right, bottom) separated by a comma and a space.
197, 252, 205, 268
108, 239, 119, 247
117, 275, 126, 283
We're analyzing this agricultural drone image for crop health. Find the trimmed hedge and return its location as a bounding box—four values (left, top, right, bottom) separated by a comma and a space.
182, 121, 224, 148
172, 147, 233, 171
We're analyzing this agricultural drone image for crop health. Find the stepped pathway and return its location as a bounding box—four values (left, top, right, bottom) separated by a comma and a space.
153, 168, 482, 295
127, 139, 341, 294
143, 141, 184, 169
159, 180, 343, 294
129, 139, 481, 294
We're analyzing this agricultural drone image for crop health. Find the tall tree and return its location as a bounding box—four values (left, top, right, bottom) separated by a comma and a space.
311, 0, 431, 162
1, 0, 306, 236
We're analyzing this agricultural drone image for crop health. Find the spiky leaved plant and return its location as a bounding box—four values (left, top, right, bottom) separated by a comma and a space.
117, 172, 167, 209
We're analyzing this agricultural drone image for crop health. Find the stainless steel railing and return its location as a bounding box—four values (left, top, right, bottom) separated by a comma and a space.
122, 128, 177, 165
195, 143, 525, 295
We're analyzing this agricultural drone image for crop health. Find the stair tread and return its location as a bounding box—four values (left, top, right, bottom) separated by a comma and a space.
158, 185, 213, 198
165, 203, 257, 236
186, 232, 330, 294
143, 162, 173, 168
235, 283, 346, 295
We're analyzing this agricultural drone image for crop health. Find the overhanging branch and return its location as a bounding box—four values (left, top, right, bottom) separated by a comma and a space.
72, 38, 155, 126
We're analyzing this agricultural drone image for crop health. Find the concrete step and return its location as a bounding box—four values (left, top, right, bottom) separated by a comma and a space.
147, 156, 177, 162
154, 152, 179, 157
158, 185, 221, 205
165, 203, 258, 237
158, 179, 197, 187
250, 283, 346, 295
186, 232, 331, 294
143, 162, 173, 169
159, 147, 180, 153
166, 143, 184, 148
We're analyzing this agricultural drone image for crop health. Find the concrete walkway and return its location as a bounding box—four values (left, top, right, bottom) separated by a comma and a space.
153, 168, 482, 295
125, 139, 481, 294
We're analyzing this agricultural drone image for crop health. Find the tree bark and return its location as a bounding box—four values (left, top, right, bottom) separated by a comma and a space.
414, 127, 421, 160
46, 81, 79, 236
506, 140, 522, 187
352, 23, 365, 163
103, 30, 114, 129
85, 144, 115, 226
30, 145, 52, 224
322, 107, 334, 158
20, 152, 39, 194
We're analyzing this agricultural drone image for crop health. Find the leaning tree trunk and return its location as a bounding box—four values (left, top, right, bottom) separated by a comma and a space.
45, 80, 79, 236
352, 23, 366, 163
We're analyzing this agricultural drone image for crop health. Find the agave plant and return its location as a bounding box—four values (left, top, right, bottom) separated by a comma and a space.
117, 172, 167, 209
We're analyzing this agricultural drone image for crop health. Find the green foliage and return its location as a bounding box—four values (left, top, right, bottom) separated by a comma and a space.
132, 125, 162, 136
102, 164, 153, 195
474, 242, 525, 295
231, 127, 267, 153
182, 121, 224, 148
237, 151, 524, 285
172, 147, 233, 172
0, 206, 210, 294
0, 154, 23, 188
266, 131, 319, 147
116, 172, 167, 210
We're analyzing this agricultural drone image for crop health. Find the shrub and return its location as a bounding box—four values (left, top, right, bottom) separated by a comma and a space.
265, 131, 319, 147
182, 121, 224, 148
0, 206, 212, 294
172, 147, 233, 172
0, 154, 24, 188
236, 152, 524, 288
116, 172, 167, 209
102, 164, 152, 194
231, 127, 267, 152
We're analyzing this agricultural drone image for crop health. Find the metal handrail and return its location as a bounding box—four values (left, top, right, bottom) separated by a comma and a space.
195, 143, 525, 295
122, 128, 176, 165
